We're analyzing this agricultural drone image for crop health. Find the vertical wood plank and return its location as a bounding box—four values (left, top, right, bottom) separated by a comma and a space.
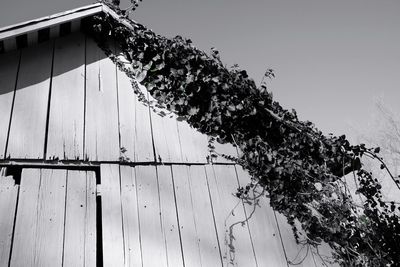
177, 122, 209, 163
157, 165, 184, 267
10, 169, 67, 266
0, 174, 19, 267
7, 41, 53, 159
149, 104, 182, 163
116, 64, 135, 163
135, 166, 168, 267
85, 171, 97, 267
63, 170, 96, 267
10, 169, 41, 266
120, 165, 142, 267
63, 170, 87, 267
187, 165, 222, 266
235, 166, 288, 267
134, 85, 155, 162
34, 169, 67, 267
171, 165, 202, 267
205, 165, 257, 267
47, 32, 85, 160
117, 62, 154, 162
85, 38, 120, 161
0, 50, 19, 159
100, 164, 125, 267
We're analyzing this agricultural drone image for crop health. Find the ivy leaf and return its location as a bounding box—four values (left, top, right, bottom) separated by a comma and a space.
154, 62, 165, 71
188, 107, 199, 116
314, 183, 322, 191
212, 77, 219, 83
136, 70, 147, 83
276, 194, 284, 202
227, 104, 236, 112
236, 103, 243, 110
91, 13, 400, 265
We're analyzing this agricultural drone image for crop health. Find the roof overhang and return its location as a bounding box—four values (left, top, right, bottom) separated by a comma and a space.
0, 3, 130, 53
0, 3, 104, 41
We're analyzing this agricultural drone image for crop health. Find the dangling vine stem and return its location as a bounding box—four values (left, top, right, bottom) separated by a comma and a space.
85, 2, 400, 266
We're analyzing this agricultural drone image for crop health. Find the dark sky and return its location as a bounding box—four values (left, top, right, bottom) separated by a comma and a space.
1, 0, 400, 142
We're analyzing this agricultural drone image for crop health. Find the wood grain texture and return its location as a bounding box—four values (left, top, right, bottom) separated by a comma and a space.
205, 165, 257, 267
34, 169, 67, 267
135, 166, 168, 267
0, 50, 19, 159
149, 103, 182, 163
177, 121, 208, 163
85, 38, 120, 161
134, 85, 155, 162
120, 165, 142, 267
63, 170, 88, 267
171, 165, 202, 267
186, 165, 222, 266
0, 175, 18, 267
84, 171, 97, 267
117, 64, 154, 162
157, 165, 184, 267
235, 166, 288, 267
10, 169, 41, 266
10, 169, 67, 266
46, 32, 85, 160
100, 164, 125, 267
7, 41, 53, 159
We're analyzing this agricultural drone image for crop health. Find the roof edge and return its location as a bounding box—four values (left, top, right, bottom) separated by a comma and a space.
0, 3, 103, 40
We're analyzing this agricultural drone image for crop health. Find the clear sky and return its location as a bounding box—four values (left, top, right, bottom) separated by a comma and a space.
1, 0, 400, 142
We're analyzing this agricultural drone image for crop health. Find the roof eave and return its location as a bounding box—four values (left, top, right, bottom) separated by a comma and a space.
0, 3, 104, 41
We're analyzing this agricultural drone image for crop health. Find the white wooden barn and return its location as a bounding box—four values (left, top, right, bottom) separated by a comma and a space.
0, 3, 336, 267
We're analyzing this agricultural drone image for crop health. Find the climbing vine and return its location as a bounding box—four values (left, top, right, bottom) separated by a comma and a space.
87, 2, 400, 266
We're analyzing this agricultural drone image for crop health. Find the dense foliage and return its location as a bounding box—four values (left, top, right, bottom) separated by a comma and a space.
88, 2, 400, 265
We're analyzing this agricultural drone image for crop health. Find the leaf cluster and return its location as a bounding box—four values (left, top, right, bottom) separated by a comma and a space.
84, 9, 400, 266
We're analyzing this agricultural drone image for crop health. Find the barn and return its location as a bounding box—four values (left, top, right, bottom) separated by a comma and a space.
0, 3, 336, 266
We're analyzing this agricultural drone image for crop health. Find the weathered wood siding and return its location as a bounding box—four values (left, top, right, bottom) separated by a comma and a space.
6, 168, 96, 267
0, 32, 231, 164
0, 51, 19, 159
0, 165, 337, 267
0, 171, 18, 266
0, 30, 338, 267
47, 33, 85, 160
7, 41, 53, 159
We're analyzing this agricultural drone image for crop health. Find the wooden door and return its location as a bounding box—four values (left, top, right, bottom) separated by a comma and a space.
0, 168, 97, 267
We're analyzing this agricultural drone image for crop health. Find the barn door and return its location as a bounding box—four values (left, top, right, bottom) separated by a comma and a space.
0, 167, 97, 267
